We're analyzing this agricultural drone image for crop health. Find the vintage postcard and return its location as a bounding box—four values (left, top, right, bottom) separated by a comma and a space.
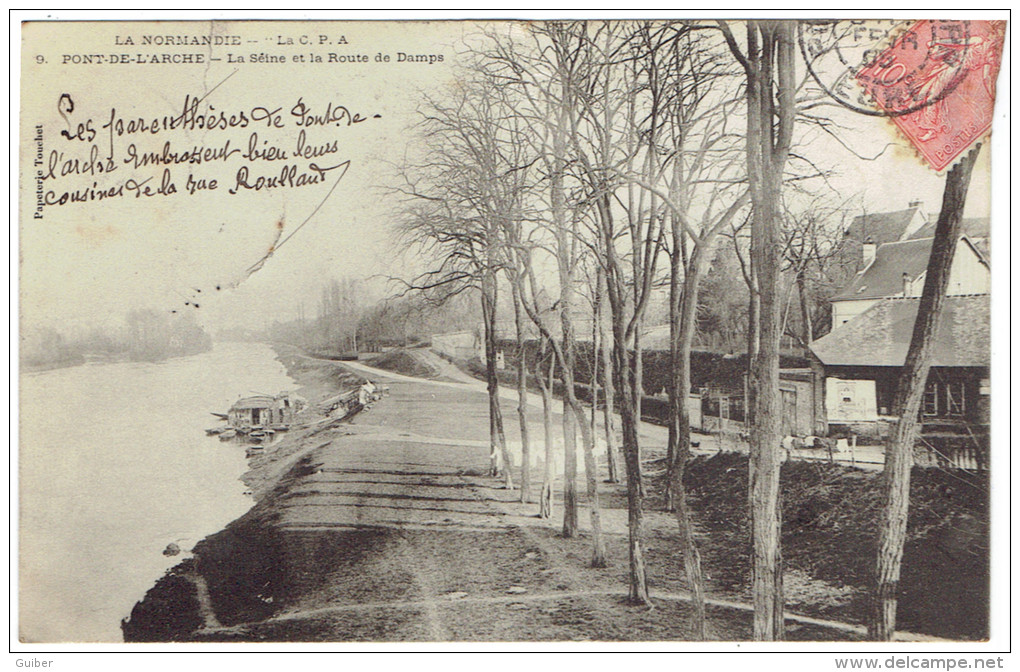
15, 14, 1008, 655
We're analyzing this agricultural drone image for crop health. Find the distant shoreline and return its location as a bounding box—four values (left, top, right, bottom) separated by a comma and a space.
19, 342, 223, 374
19, 356, 87, 374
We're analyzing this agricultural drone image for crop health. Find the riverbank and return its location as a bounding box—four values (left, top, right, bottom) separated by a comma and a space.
121, 346, 986, 642
121, 345, 369, 641
19, 342, 289, 642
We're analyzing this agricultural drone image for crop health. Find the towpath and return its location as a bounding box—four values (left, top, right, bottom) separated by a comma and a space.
347, 348, 886, 470
189, 354, 929, 642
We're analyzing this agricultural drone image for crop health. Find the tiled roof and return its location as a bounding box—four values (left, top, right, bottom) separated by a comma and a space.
847, 207, 920, 244
909, 217, 990, 241
831, 237, 934, 301
810, 295, 990, 368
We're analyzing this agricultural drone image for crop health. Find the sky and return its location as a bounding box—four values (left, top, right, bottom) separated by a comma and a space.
17, 18, 1005, 336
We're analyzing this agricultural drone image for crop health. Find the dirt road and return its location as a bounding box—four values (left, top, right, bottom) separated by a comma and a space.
118, 349, 970, 642
145, 354, 895, 642
349, 348, 886, 470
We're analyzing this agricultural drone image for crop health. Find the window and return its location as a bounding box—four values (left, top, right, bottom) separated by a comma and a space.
944, 380, 966, 416
921, 379, 967, 417
922, 382, 939, 416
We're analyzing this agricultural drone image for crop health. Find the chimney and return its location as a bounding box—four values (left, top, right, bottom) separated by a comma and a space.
902, 272, 911, 296
908, 199, 923, 209
861, 237, 877, 266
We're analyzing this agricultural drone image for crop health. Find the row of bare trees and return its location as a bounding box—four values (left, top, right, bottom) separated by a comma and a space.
389, 19, 991, 641
392, 20, 777, 639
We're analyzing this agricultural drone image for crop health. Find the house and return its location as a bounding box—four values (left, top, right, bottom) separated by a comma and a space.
227, 391, 306, 430
847, 201, 930, 246
829, 235, 990, 330
908, 216, 991, 259
833, 201, 990, 279
809, 200, 992, 459
810, 294, 990, 435
834, 201, 930, 282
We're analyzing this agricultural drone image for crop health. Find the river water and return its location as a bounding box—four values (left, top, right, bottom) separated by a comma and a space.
18, 341, 297, 643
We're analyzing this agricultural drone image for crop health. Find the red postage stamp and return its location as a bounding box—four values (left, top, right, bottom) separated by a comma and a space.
856, 20, 1006, 171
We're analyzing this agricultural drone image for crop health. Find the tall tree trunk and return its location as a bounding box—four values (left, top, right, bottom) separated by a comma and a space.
868, 145, 981, 641
744, 260, 760, 431
736, 20, 796, 641
591, 279, 602, 474
666, 240, 681, 512
513, 281, 531, 503
599, 269, 620, 484
669, 242, 711, 638
597, 185, 651, 603
482, 281, 500, 478
566, 381, 608, 567
560, 341, 579, 538
549, 87, 578, 537
674, 480, 707, 636
749, 174, 784, 640
747, 256, 760, 363
615, 334, 651, 604
565, 322, 608, 565
557, 269, 606, 563
538, 346, 556, 519
482, 271, 513, 490
633, 326, 645, 498
521, 249, 606, 563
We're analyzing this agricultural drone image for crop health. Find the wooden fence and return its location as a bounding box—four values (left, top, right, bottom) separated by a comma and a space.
917, 434, 990, 471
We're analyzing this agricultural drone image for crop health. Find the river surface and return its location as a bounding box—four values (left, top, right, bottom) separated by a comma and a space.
19, 342, 297, 642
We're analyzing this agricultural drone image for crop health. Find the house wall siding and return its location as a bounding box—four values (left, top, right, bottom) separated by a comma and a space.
821, 365, 989, 430
947, 240, 991, 295
909, 239, 990, 297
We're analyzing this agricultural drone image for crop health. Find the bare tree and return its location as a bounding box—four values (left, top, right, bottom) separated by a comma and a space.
536, 335, 557, 519
868, 146, 983, 640
592, 264, 621, 483
557, 21, 669, 603
598, 267, 622, 484
483, 23, 613, 562
514, 239, 609, 565
778, 199, 849, 347
394, 72, 533, 491
510, 276, 533, 503
720, 18, 797, 641
599, 21, 748, 633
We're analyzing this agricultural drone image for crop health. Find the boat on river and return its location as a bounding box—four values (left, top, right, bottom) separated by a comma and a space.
206, 391, 307, 444
228, 392, 304, 429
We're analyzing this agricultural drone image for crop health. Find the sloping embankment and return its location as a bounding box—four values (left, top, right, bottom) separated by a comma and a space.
667, 453, 989, 640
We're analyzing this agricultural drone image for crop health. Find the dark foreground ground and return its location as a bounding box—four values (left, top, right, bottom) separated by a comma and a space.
122, 346, 988, 642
